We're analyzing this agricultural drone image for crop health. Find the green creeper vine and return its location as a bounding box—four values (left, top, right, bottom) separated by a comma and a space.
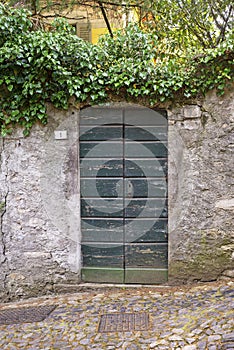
0, 4, 233, 136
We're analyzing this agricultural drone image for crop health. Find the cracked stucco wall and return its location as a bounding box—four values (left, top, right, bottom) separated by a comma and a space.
0, 87, 233, 301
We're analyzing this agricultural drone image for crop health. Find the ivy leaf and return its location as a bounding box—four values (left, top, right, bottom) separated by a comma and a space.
7, 84, 13, 91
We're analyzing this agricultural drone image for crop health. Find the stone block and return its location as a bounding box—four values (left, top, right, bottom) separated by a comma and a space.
183, 119, 201, 129
215, 198, 234, 210
222, 270, 234, 278
183, 105, 202, 119
53, 284, 82, 293
23, 252, 51, 259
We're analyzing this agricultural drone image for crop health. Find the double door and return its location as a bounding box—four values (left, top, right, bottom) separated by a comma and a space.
80, 106, 168, 284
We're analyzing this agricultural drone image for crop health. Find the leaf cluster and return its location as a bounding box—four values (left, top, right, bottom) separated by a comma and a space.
0, 4, 233, 136
138, 0, 233, 51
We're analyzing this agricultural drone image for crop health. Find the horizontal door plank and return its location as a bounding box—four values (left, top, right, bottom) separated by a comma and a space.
81, 198, 124, 217
124, 108, 167, 126
125, 268, 168, 284
125, 243, 168, 268
125, 199, 168, 218
82, 244, 124, 268
81, 218, 124, 243
125, 142, 167, 158
81, 178, 124, 198
124, 219, 168, 243
80, 107, 123, 125
124, 178, 167, 198
82, 267, 124, 283
124, 159, 167, 177
80, 142, 123, 158
80, 125, 122, 141
80, 159, 123, 177
125, 126, 167, 141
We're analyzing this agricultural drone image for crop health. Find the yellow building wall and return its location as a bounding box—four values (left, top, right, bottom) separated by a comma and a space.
91, 27, 110, 44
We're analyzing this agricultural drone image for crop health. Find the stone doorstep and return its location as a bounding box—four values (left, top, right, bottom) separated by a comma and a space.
53, 283, 171, 294
54, 280, 233, 291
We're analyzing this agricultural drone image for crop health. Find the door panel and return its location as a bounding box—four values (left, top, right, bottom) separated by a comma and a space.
80, 106, 168, 284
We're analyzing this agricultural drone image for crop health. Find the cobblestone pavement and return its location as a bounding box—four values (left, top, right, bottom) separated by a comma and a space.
0, 281, 233, 349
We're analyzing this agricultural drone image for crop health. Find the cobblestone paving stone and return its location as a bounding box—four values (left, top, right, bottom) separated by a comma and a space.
0, 281, 233, 349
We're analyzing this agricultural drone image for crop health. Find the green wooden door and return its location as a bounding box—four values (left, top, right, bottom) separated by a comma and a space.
80, 106, 168, 284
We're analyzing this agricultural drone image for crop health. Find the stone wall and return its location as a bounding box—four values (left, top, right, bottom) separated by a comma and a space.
168, 88, 234, 283
0, 107, 81, 301
0, 87, 233, 301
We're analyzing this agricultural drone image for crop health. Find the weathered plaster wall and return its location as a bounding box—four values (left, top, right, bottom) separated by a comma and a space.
0, 88, 233, 301
168, 88, 234, 283
0, 106, 81, 301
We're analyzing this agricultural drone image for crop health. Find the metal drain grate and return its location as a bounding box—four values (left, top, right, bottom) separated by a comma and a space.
0, 305, 57, 325
98, 312, 149, 332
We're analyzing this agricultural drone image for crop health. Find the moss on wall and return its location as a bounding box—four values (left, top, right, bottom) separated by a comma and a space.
169, 230, 234, 284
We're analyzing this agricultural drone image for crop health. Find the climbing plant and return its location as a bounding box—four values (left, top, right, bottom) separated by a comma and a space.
0, 4, 233, 136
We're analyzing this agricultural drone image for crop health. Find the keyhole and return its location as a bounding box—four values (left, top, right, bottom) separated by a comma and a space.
127, 181, 133, 197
